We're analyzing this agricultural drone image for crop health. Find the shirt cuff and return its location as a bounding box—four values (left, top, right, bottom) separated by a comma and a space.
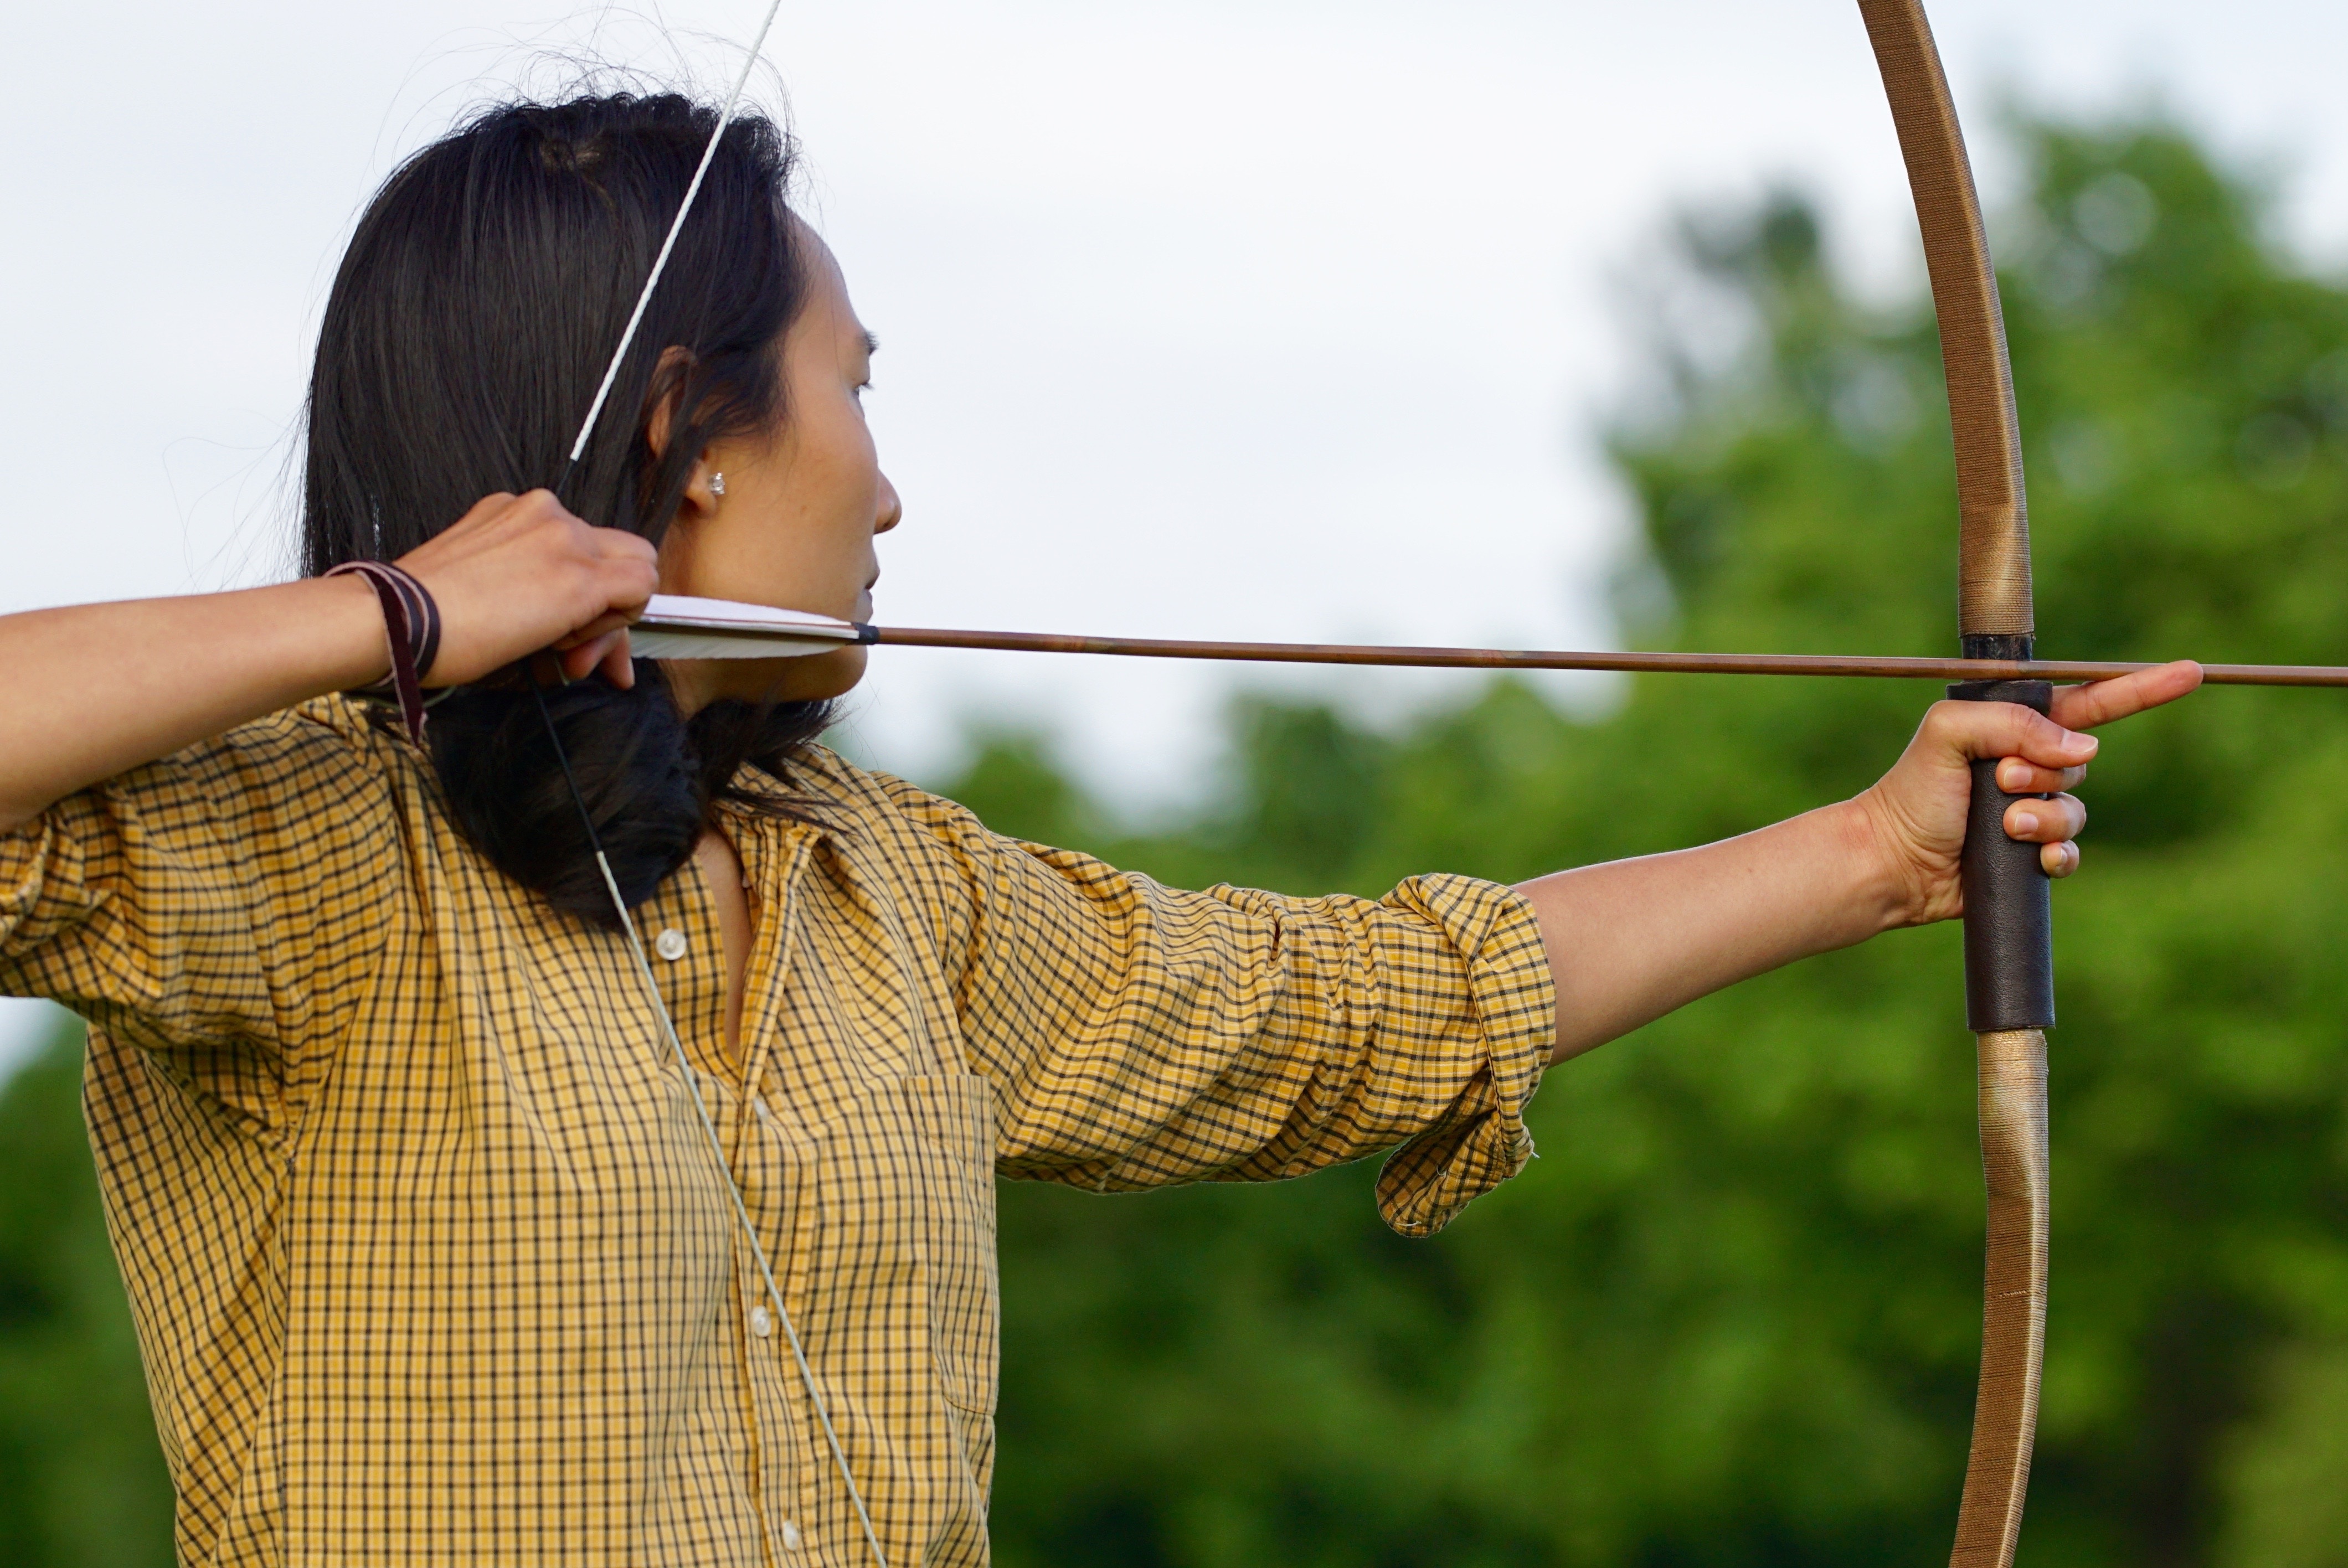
1372, 875, 1556, 1237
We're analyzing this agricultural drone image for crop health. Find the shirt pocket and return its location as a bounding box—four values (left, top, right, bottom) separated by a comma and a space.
900, 1073, 1000, 1417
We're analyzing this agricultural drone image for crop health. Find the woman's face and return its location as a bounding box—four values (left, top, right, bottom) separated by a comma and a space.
655, 224, 900, 710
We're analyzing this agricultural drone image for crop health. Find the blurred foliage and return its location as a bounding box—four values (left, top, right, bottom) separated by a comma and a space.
0, 1025, 173, 1566
7, 115, 2348, 1567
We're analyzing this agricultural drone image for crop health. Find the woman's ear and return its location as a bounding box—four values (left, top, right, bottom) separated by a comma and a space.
641, 344, 697, 463
643, 344, 722, 527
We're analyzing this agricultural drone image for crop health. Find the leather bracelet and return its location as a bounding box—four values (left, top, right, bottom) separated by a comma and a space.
325, 561, 441, 745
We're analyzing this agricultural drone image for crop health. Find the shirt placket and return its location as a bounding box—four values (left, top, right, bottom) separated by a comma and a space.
704, 819, 830, 1562
638, 859, 801, 1565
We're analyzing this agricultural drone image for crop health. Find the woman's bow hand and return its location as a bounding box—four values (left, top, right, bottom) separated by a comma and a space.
390, 490, 658, 689
1856, 661, 2204, 927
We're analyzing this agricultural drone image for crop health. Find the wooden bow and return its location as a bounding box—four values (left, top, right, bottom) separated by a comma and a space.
1859, 3, 2050, 1563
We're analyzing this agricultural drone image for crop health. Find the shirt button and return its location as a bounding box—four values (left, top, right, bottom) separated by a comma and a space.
749, 1305, 774, 1339
780, 1520, 803, 1550
653, 927, 688, 961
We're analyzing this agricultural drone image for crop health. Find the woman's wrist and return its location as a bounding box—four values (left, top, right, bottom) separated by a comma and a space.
322, 563, 442, 743
1835, 790, 1937, 935
306, 572, 401, 692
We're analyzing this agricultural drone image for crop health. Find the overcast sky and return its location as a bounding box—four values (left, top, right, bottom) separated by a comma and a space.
5, 0, 2348, 1069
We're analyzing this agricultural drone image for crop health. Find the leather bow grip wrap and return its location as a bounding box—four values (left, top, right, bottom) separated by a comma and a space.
1947, 680, 2057, 1033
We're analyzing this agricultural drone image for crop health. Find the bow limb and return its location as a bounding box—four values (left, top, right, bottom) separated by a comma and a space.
1856, 5, 2052, 1567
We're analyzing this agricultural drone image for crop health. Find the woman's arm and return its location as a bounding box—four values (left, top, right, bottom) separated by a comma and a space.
1520, 663, 2204, 1063
0, 491, 655, 831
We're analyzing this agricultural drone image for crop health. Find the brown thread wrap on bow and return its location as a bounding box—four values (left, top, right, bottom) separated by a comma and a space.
1857, 4, 2051, 1566
325, 561, 441, 746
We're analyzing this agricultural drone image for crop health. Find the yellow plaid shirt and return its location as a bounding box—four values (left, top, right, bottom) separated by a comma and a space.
0, 695, 1554, 1567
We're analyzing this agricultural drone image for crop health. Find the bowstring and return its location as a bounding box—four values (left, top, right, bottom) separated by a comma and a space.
527, 680, 889, 1568
536, 2, 893, 1558
557, 0, 786, 497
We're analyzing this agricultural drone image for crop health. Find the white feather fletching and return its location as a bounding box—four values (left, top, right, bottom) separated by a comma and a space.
630, 594, 866, 659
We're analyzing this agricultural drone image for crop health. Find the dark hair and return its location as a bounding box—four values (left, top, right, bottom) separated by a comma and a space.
302, 92, 832, 926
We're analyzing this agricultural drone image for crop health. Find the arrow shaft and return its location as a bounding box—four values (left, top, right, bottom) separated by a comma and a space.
866, 626, 2348, 688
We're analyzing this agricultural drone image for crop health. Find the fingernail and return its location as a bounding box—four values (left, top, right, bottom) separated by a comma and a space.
2014, 812, 2040, 835
2072, 733, 2099, 754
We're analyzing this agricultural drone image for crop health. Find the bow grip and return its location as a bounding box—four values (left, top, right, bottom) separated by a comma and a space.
1946, 677, 2056, 1033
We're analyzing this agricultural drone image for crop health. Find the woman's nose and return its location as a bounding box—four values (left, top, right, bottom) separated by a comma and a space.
874, 473, 903, 535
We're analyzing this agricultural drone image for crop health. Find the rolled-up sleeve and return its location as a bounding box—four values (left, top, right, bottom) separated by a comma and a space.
898, 786, 1556, 1236
0, 702, 399, 1130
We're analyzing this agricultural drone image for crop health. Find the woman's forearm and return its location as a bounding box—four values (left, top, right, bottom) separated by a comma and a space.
0, 577, 389, 831
0, 492, 673, 832
1517, 802, 1906, 1064
1515, 667, 2200, 1065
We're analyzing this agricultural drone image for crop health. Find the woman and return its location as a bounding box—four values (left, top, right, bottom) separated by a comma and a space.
0, 93, 2193, 1567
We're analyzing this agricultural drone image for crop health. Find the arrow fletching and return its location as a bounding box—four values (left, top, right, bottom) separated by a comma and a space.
630, 594, 869, 659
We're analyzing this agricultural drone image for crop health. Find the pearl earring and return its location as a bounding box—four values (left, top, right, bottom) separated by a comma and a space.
708, 472, 726, 497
